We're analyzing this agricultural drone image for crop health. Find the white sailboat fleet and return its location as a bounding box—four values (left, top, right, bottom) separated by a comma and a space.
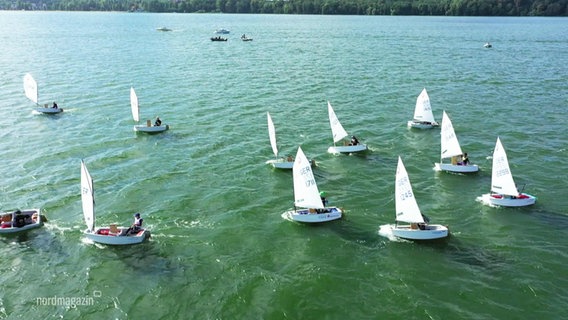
327, 101, 367, 154
407, 88, 438, 129
434, 111, 479, 173
479, 137, 536, 207
388, 157, 449, 240
23, 73, 63, 114
130, 87, 169, 133
81, 160, 151, 245
282, 146, 342, 223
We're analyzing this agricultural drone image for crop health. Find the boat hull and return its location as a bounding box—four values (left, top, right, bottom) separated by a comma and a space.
283, 207, 342, 223
391, 224, 449, 240
435, 162, 479, 173
407, 120, 438, 129
267, 158, 315, 169
134, 124, 169, 133
327, 144, 367, 154
0, 209, 43, 234
486, 193, 536, 207
35, 107, 63, 114
84, 227, 150, 245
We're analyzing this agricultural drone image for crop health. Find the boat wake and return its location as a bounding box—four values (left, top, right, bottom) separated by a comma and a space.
476, 194, 498, 208
281, 211, 294, 222
378, 224, 402, 241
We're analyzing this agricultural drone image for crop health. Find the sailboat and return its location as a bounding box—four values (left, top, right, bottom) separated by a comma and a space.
388, 157, 448, 240
434, 111, 479, 173
480, 137, 536, 207
0, 208, 43, 234
81, 160, 151, 245
327, 101, 367, 154
407, 88, 438, 129
23, 73, 63, 114
282, 146, 342, 223
130, 87, 169, 133
266, 112, 295, 169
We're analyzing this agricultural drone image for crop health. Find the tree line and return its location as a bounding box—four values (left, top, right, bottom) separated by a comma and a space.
2, 0, 566, 16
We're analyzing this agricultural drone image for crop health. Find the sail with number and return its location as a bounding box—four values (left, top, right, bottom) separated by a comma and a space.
440, 111, 463, 160
81, 160, 95, 232
23, 73, 38, 104
413, 88, 435, 123
395, 157, 424, 224
130, 87, 140, 122
491, 137, 518, 196
328, 101, 349, 144
293, 147, 324, 209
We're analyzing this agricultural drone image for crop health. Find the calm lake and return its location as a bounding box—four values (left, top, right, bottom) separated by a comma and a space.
0, 11, 567, 319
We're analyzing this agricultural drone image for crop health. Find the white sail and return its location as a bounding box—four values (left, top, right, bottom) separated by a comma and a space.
267, 112, 278, 157
130, 87, 140, 122
413, 88, 435, 123
395, 157, 424, 224
23, 73, 38, 104
491, 137, 519, 196
81, 160, 95, 232
293, 147, 324, 209
440, 111, 463, 159
328, 101, 349, 144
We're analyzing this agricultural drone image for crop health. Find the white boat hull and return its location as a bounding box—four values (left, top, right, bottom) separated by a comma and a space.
283, 207, 342, 223
407, 120, 439, 129
327, 144, 367, 154
0, 209, 43, 234
391, 224, 448, 240
435, 162, 479, 173
84, 227, 150, 245
35, 107, 63, 114
134, 124, 169, 133
486, 193, 536, 207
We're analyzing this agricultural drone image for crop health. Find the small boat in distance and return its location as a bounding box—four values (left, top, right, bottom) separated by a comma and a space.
241, 34, 253, 41
23, 73, 63, 114
156, 27, 172, 32
266, 112, 315, 169
484, 42, 492, 48
407, 88, 438, 129
478, 137, 536, 207
130, 87, 169, 133
281, 147, 342, 223
327, 101, 367, 154
0, 209, 44, 235
215, 28, 230, 34
434, 111, 479, 173
81, 160, 151, 245
211, 36, 228, 42
387, 157, 449, 240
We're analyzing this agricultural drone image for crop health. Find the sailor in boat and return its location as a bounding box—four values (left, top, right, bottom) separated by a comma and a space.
125, 213, 143, 235
52, 102, 58, 109
316, 191, 329, 213
350, 136, 360, 146
241, 34, 246, 39
287, 155, 294, 162
460, 153, 470, 165
154, 117, 162, 127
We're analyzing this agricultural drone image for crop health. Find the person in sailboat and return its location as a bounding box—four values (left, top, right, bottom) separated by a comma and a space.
125, 213, 144, 235
52, 102, 58, 109
350, 136, 360, 146
154, 117, 162, 127
461, 153, 470, 165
